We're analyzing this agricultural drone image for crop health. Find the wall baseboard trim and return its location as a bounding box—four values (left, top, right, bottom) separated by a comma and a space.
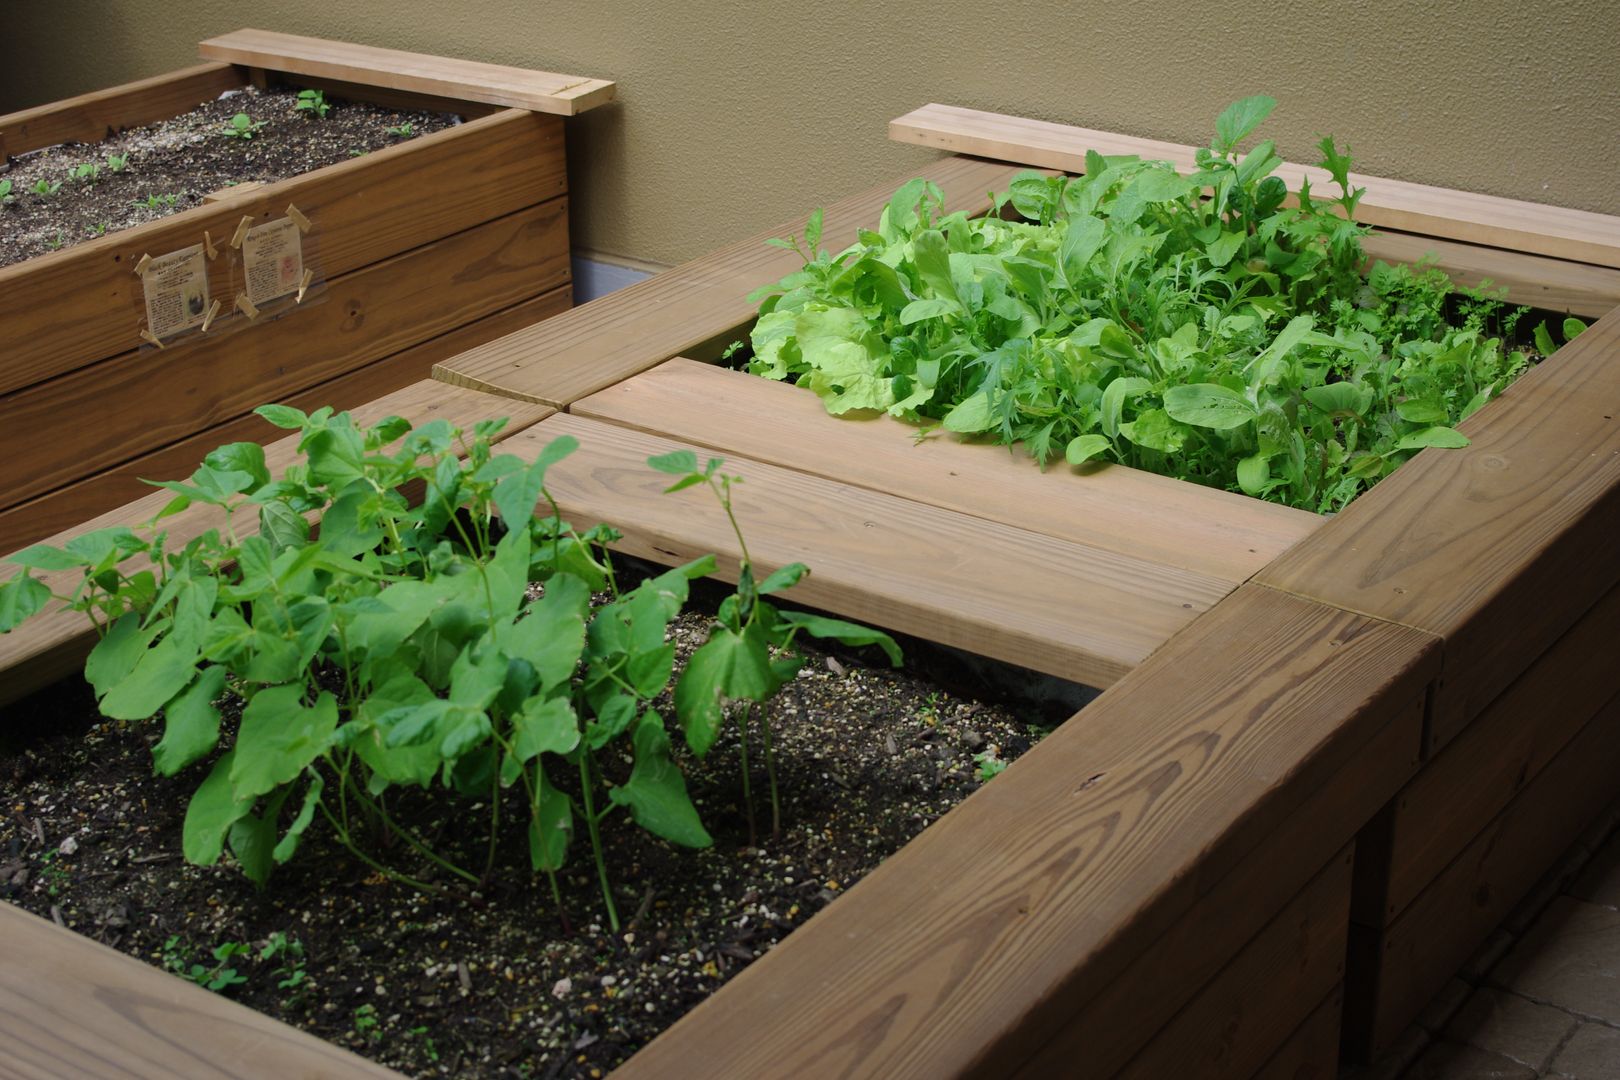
571, 250, 667, 303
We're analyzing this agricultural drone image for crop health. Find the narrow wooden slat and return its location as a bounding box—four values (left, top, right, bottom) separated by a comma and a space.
0, 196, 571, 512
1362, 229, 1620, 320
613, 586, 1438, 1079
1367, 579, 1620, 924
0, 903, 400, 1079
433, 156, 1030, 406
891, 103, 1620, 269
199, 28, 614, 116
1250, 989, 1342, 1080
0, 62, 244, 159
0, 284, 572, 554
0, 382, 553, 706
1112, 846, 1351, 1080
1258, 307, 1620, 748
1349, 689, 1620, 1056
263, 71, 501, 119
1011, 700, 1416, 1078
512, 413, 1234, 687
0, 108, 565, 395
573, 358, 1319, 585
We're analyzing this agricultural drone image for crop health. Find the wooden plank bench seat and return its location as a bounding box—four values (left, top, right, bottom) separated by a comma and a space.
0, 380, 553, 708
432, 155, 1032, 408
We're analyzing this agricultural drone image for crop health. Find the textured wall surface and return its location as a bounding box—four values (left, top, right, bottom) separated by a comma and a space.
2, 0, 1615, 265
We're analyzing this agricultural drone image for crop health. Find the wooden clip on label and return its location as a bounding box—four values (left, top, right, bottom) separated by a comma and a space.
230, 216, 253, 249
133, 253, 152, 277
200, 298, 222, 333
285, 204, 312, 234
296, 268, 315, 302
204, 230, 218, 260
235, 294, 260, 320
139, 329, 166, 349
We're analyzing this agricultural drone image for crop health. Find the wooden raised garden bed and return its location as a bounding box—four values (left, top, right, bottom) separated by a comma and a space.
3, 101, 1620, 1079
0, 29, 611, 554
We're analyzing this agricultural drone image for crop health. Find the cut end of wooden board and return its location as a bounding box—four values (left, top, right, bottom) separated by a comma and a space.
199, 28, 615, 116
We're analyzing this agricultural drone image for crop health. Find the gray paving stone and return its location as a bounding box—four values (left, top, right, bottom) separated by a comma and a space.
1494, 897, 1620, 1023
1549, 1023, 1620, 1080
1403, 1040, 1538, 1079
1445, 987, 1580, 1070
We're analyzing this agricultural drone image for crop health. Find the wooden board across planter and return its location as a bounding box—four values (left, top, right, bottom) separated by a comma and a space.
0, 29, 611, 554
3, 99, 1620, 1078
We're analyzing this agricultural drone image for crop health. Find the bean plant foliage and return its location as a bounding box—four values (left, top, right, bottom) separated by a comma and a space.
747, 97, 1583, 512
0, 407, 897, 929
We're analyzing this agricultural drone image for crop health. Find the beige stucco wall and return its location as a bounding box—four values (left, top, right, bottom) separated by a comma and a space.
3, 1, 1616, 267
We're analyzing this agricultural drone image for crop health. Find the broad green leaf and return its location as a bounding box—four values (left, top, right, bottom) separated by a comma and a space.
585, 692, 639, 750
151, 666, 229, 776
674, 624, 774, 757
646, 450, 698, 475
231, 688, 338, 799
1214, 96, 1277, 154
6, 545, 84, 571
513, 695, 579, 762
1206, 230, 1246, 268
1121, 408, 1187, 453
1065, 434, 1112, 466
1163, 383, 1255, 430
0, 572, 51, 633
183, 750, 254, 865
353, 675, 441, 788
1101, 377, 1154, 439
1563, 317, 1587, 341
778, 611, 903, 666
899, 297, 960, 325
1394, 398, 1449, 424
528, 761, 573, 872
492, 434, 578, 529
302, 424, 366, 489
911, 229, 962, 308
506, 573, 589, 690
757, 562, 808, 595
202, 443, 270, 490
1304, 382, 1373, 417
942, 393, 997, 434
1237, 453, 1272, 494
1060, 215, 1106, 283
259, 501, 309, 553
1534, 321, 1557, 355
1395, 426, 1470, 451
228, 786, 291, 888
609, 710, 712, 849
273, 773, 325, 863
254, 404, 307, 429
440, 712, 493, 760
99, 633, 200, 720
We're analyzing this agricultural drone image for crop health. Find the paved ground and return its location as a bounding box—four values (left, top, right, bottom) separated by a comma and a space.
1353, 812, 1620, 1079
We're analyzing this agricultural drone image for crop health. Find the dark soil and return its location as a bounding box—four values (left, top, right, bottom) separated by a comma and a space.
0, 588, 1085, 1078
0, 84, 456, 269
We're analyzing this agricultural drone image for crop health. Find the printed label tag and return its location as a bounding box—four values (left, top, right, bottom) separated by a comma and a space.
242, 216, 305, 305
141, 244, 210, 340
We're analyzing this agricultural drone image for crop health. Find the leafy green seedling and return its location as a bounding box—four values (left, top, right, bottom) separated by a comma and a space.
163, 936, 250, 992
353, 1004, 381, 1042
32, 178, 62, 198
133, 192, 180, 210
295, 89, 331, 119
71, 162, 100, 183
973, 750, 1007, 782
106, 153, 130, 173
0, 179, 12, 206
384, 121, 415, 138
221, 112, 265, 139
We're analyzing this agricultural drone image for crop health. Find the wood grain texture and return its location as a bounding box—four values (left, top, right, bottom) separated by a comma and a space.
1249, 989, 1343, 1080
0, 382, 552, 707
1348, 689, 1620, 1057
433, 156, 1030, 406
572, 358, 1320, 585
1112, 847, 1351, 1080
510, 414, 1234, 686
890, 103, 1620, 269
612, 586, 1437, 1080
0, 108, 565, 395
1012, 698, 1415, 1078
0, 284, 572, 554
1365, 579, 1620, 926
0, 63, 244, 159
0, 197, 570, 513
1257, 306, 1620, 749
198, 28, 614, 116
0, 901, 400, 1079
1362, 229, 1620, 320
261, 71, 501, 119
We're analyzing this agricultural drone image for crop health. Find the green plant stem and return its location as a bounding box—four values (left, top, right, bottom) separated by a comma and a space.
737, 704, 757, 848
344, 780, 480, 885
576, 753, 620, 932
760, 700, 780, 841
318, 803, 458, 898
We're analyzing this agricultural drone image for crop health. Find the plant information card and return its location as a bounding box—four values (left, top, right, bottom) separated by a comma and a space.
242, 217, 304, 305
141, 244, 210, 340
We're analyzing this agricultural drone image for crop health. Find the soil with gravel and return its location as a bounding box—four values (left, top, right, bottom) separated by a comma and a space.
0, 84, 456, 269
0, 579, 1086, 1078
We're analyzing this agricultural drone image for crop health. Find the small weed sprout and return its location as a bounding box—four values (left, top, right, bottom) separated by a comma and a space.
295, 88, 331, 119
221, 112, 266, 139
973, 749, 1007, 782
70, 162, 100, 183
384, 120, 415, 138
32, 178, 62, 199
106, 153, 130, 173
0, 179, 13, 206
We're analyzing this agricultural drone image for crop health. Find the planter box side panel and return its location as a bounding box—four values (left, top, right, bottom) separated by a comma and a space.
0, 62, 246, 159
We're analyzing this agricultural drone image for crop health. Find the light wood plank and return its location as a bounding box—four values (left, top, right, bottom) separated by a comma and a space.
1362, 229, 1620, 320
0, 108, 565, 395
0, 902, 400, 1079
0, 285, 573, 554
1365, 578, 1620, 925
199, 28, 614, 116
512, 413, 1236, 687
1349, 690, 1620, 1056
0, 383, 553, 706
1249, 989, 1343, 1080
0, 63, 244, 159
0, 197, 570, 513
573, 358, 1320, 585
1011, 700, 1415, 1078
890, 103, 1620, 270
611, 586, 1437, 1079
433, 156, 1031, 406
1257, 307, 1620, 749
1112, 846, 1351, 1080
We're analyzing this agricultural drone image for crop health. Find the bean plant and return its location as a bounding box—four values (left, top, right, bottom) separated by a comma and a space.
0, 408, 897, 929
747, 97, 1582, 512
